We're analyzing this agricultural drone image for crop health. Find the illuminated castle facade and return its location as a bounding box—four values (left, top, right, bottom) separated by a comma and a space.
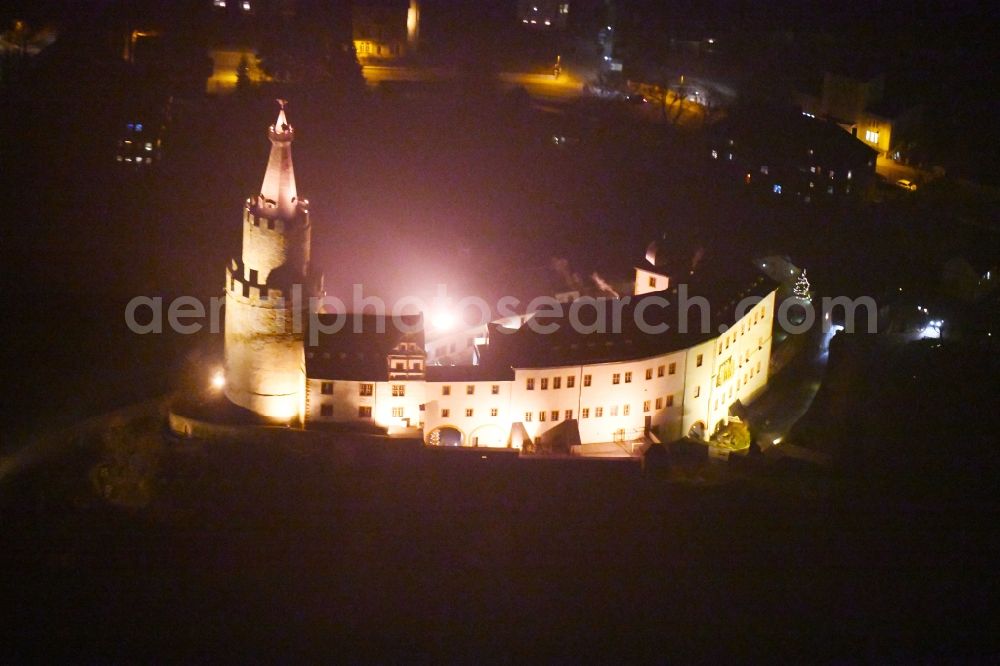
223, 106, 778, 451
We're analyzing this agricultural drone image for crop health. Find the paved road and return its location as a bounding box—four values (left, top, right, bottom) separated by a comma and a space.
360, 65, 585, 102
745, 321, 837, 450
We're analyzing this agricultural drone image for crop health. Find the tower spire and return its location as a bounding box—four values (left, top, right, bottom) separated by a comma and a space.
258, 99, 298, 219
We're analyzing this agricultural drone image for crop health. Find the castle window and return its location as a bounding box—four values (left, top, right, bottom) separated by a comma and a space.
525, 412, 532, 422
320, 404, 333, 417
583, 375, 592, 387
467, 385, 475, 395
643, 400, 651, 412
612, 373, 621, 385
657, 365, 664, 377
551, 411, 559, 421
540, 378, 548, 390
539, 411, 546, 422
624, 372, 632, 383
595, 407, 603, 417
526, 378, 535, 390
442, 409, 450, 418
392, 384, 405, 397
321, 381, 333, 395
666, 395, 674, 407
696, 354, 704, 367
491, 384, 500, 394
392, 407, 404, 417
669, 362, 676, 375
395, 362, 404, 370
358, 406, 372, 418
413, 362, 421, 370
442, 385, 450, 395
694, 386, 701, 398
466, 408, 474, 417
553, 377, 561, 389
656, 397, 663, 409
359, 383, 373, 396
567, 376, 575, 388
565, 410, 573, 420
490, 408, 498, 417
582, 408, 590, 418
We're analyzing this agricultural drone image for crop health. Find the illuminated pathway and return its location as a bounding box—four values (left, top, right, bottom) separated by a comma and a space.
743, 322, 838, 451
360, 65, 585, 102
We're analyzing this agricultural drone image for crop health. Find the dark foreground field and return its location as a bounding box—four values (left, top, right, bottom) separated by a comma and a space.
2, 411, 998, 663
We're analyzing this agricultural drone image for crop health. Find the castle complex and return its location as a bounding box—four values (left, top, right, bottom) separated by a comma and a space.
220, 104, 778, 452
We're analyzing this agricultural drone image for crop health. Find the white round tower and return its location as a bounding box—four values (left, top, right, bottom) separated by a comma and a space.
223, 101, 320, 422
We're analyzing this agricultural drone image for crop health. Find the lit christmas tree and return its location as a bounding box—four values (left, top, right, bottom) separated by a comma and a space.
793, 269, 811, 302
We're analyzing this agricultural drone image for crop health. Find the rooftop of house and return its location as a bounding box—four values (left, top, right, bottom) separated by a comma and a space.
306, 313, 424, 380
485, 261, 779, 369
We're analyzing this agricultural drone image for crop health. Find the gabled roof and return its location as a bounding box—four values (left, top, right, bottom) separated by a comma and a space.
486, 264, 778, 369
425, 364, 515, 383
306, 313, 424, 381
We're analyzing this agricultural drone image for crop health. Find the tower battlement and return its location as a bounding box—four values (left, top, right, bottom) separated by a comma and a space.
223, 102, 315, 423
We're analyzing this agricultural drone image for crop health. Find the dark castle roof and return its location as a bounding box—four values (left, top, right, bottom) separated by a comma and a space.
305, 313, 423, 381
485, 266, 778, 369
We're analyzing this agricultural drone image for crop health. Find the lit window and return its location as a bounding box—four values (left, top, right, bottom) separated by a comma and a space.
359, 383, 373, 396
711, 149, 718, 159
491, 384, 500, 394
666, 395, 674, 407
559, 3, 569, 14
320, 404, 333, 417
539, 411, 546, 422
657, 365, 665, 377
582, 408, 590, 418
760, 165, 768, 175
696, 354, 703, 367
553, 377, 561, 389
466, 408, 474, 417
491, 408, 498, 417
466, 385, 475, 395
646, 368, 653, 380
359, 406, 372, 418
551, 410, 559, 421
392, 384, 405, 397
624, 372, 632, 383
595, 407, 603, 417
526, 378, 535, 390
583, 374, 592, 387
213, 0, 226, 7
567, 376, 575, 388
865, 129, 879, 144
773, 184, 782, 194
442, 385, 450, 395
321, 381, 333, 395
644, 400, 651, 412
612, 373, 620, 384
655, 397, 663, 409
241, 0, 251, 10
669, 362, 676, 374
623, 405, 630, 416
541, 378, 548, 390
525, 412, 532, 422
565, 410, 573, 420
392, 407, 404, 418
